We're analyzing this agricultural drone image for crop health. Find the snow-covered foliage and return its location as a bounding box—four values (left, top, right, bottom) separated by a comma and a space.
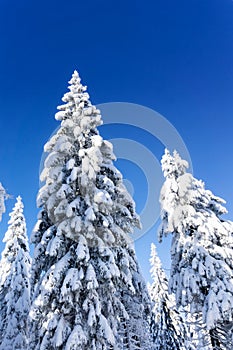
0, 183, 7, 221
149, 243, 186, 350
159, 149, 233, 349
29, 71, 152, 350
0, 196, 31, 349
181, 306, 212, 350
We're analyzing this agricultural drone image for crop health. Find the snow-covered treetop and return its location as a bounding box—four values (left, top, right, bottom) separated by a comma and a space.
159, 149, 227, 241
0, 183, 7, 222
36, 70, 140, 247
161, 149, 189, 179
1, 195, 29, 264
149, 242, 175, 309
150, 243, 166, 287
54, 70, 98, 125
149, 243, 169, 301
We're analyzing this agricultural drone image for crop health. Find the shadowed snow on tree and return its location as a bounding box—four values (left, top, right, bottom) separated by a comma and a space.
0, 196, 31, 349
158, 149, 233, 350
29, 71, 152, 350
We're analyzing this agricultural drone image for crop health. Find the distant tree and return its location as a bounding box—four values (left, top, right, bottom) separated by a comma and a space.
149, 243, 186, 350
0, 183, 7, 221
29, 71, 152, 350
0, 196, 31, 349
158, 149, 233, 350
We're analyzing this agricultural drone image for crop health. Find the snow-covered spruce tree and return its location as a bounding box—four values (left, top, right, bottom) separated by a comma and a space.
0, 196, 31, 349
29, 71, 152, 350
148, 243, 186, 350
158, 149, 233, 350
0, 182, 7, 221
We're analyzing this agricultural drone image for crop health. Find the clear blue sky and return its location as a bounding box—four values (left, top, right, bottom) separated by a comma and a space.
0, 0, 233, 282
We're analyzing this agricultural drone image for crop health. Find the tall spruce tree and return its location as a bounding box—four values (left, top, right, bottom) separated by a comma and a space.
0, 196, 31, 349
29, 71, 152, 350
149, 243, 186, 350
158, 149, 233, 350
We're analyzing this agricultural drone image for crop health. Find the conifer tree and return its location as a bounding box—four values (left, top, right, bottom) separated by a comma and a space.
149, 243, 186, 350
0, 196, 31, 349
159, 149, 233, 350
0, 182, 7, 221
29, 71, 152, 350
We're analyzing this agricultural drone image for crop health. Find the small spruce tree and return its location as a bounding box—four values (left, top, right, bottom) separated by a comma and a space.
149, 243, 186, 350
0, 196, 31, 349
0, 182, 7, 221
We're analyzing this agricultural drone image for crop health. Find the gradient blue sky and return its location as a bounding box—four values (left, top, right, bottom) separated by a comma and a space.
0, 0, 233, 282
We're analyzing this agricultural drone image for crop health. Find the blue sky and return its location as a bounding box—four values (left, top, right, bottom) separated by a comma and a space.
0, 0, 233, 282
